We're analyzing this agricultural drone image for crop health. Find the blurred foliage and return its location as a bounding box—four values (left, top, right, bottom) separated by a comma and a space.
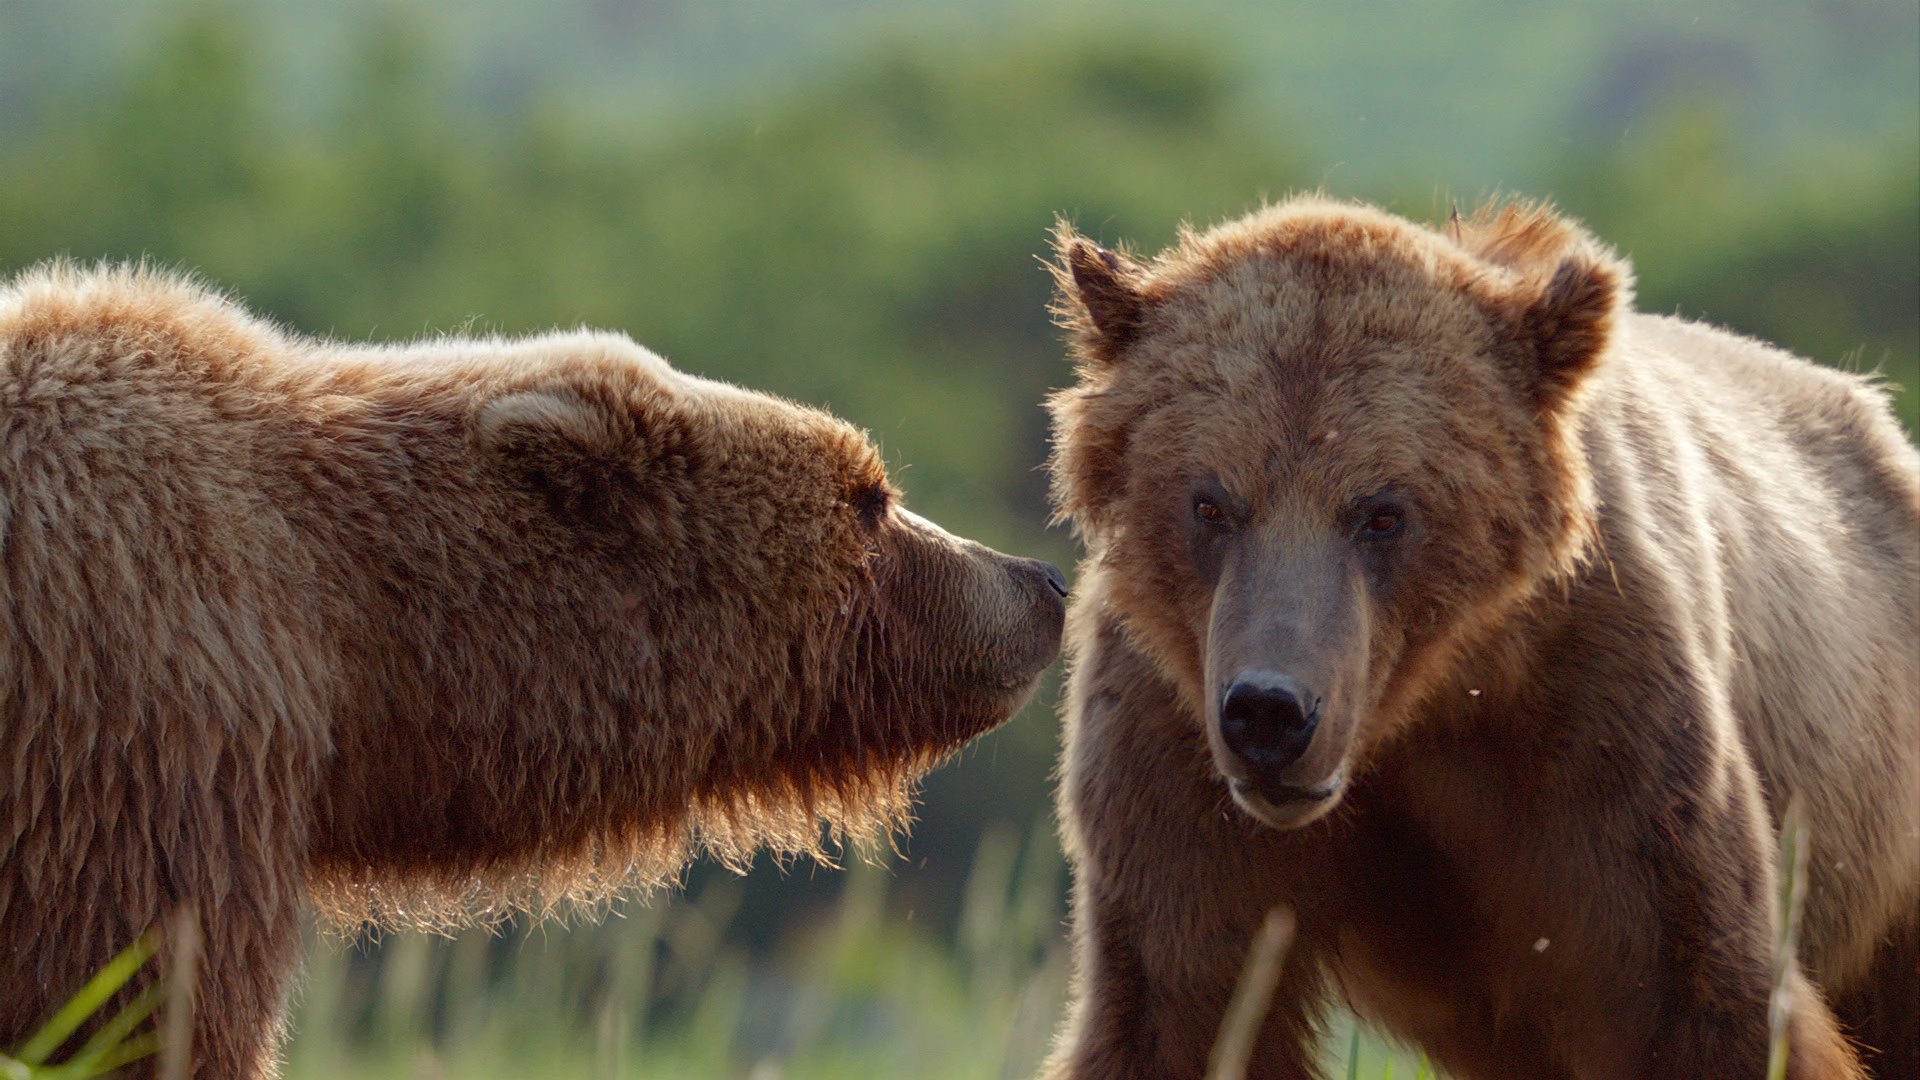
1547, 102, 1919, 421
281, 835, 1079, 1078
276, 835, 1431, 1078
0, 2, 1913, 1073
0, 7, 1303, 552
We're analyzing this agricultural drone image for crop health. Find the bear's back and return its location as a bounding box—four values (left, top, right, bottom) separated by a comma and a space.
1, 263, 304, 587
0, 262, 335, 795
1581, 311, 1919, 990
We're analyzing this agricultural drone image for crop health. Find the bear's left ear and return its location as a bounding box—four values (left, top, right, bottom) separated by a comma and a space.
1507, 246, 1633, 411
473, 385, 651, 523
1049, 221, 1150, 364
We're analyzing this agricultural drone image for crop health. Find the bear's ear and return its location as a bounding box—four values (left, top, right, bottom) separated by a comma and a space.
1508, 246, 1632, 411
473, 386, 649, 523
1050, 222, 1149, 361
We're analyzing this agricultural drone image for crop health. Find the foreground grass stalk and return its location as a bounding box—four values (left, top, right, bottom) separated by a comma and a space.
159, 908, 202, 1080
9, 931, 160, 1068
2, 921, 187, 1079
62, 987, 163, 1074
1207, 906, 1296, 1080
1766, 796, 1809, 1080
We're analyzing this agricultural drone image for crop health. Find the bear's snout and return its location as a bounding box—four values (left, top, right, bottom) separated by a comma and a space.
1015, 557, 1071, 599
1003, 556, 1068, 672
1215, 669, 1347, 828
1219, 670, 1319, 775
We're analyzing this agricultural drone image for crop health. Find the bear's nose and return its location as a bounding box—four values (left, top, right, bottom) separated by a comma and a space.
1219, 671, 1319, 772
1038, 561, 1069, 598
1011, 557, 1069, 599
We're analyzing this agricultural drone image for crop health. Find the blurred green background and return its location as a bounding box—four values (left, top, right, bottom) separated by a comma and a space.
3, 1, 1913, 1075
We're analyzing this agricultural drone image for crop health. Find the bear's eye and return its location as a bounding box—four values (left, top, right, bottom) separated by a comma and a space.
852, 484, 892, 527
1357, 502, 1406, 541
1194, 497, 1228, 527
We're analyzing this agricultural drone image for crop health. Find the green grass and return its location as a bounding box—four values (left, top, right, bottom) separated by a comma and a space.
271, 831, 1434, 1079
0, 827, 1434, 1078
12, 808, 1816, 1077
0, 929, 167, 1079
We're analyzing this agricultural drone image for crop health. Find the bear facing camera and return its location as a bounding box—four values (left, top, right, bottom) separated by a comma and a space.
1043, 196, 1917, 1078
0, 262, 1067, 1077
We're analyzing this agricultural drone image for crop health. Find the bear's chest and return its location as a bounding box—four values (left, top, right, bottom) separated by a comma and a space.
1326, 922, 1573, 1078
1306, 781, 1587, 1076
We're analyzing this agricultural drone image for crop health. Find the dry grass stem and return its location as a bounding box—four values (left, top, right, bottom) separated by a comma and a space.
1207, 906, 1296, 1080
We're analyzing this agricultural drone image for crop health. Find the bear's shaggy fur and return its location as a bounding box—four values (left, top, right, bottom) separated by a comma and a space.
0, 263, 1065, 1077
1043, 197, 1918, 1078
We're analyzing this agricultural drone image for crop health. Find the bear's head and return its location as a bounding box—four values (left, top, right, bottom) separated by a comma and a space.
312, 334, 1065, 925
473, 339, 1068, 840
1048, 198, 1628, 829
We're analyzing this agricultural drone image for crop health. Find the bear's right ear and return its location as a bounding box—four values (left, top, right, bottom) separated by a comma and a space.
1050, 222, 1149, 362
1465, 203, 1633, 413
473, 386, 649, 523
1509, 246, 1632, 412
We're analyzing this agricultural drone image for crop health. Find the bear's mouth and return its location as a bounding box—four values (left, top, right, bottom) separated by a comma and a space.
986, 668, 1047, 694
934, 667, 1050, 731
1227, 766, 1347, 830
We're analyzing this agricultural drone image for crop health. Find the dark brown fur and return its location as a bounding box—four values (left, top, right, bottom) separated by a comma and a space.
1044, 197, 1919, 1078
0, 263, 1064, 1077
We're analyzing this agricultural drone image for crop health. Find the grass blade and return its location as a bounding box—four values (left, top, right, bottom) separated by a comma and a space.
64, 985, 163, 1072
1767, 795, 1809, 1080
12, 931, 159, 1065
81, 1031, 162, 1077
1206, 906, 1295, 1080
160, 908, 202, 1080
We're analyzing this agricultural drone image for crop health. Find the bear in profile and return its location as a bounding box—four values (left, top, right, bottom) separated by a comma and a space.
0, 263, 1067, 1078
1043, 197, 1917, 1078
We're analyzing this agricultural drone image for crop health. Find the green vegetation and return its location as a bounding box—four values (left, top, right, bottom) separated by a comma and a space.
1, 2, 1910, 1075
281, 837, 1082, 1078
1, 932, 164, 1079
273, 828, 1437, 1077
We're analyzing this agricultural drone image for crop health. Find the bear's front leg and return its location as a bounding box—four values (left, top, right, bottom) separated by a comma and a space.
1631, 786, 1863, 1080
1045, 617, 1323, 1080
1514, 642, 1867, 1080
166, 893, 306, 1080
1045, 874, 1325, 1080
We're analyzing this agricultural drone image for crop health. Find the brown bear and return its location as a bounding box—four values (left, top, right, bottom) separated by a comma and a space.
1042, 197, 1918, 1078
0, 262, 1067, 1078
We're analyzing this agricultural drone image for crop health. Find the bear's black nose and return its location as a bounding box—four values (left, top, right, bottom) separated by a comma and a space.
1038, 561, 1070, 598
1219, 671, 1319, 772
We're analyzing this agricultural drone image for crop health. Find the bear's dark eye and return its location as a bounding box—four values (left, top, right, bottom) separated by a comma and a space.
1362, 511, 1402, 537
1194, 497, 1228, 527
852, 484, 892, 527
1354, 496, 1407, 542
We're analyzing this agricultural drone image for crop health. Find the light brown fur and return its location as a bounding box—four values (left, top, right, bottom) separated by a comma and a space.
0, 262, 1065, 1076
1044, 196, 1919, 1078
